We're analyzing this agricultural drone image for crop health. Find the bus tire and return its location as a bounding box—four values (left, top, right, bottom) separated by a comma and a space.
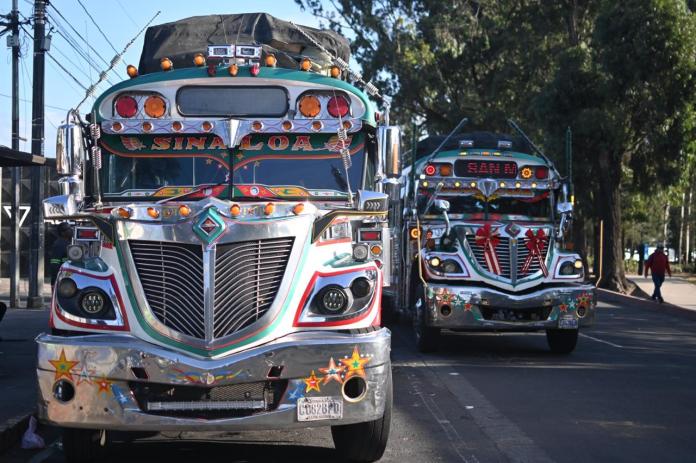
546, 328, 579, 354
62, 428, 104, 462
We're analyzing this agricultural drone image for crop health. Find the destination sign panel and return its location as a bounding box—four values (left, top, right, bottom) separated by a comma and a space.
454, 160, 518, 178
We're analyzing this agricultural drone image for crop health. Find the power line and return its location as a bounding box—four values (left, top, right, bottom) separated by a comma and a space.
0, 92, 69, 111
46, 4, 110, 67
76, 0, 119, 54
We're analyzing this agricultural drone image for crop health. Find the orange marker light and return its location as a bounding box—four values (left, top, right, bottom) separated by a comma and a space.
116, 207, 131, 219
330, 65, 341, 78
410, 227, 421, 239
520, 167, 533, 179
142, 121, 153, 132
178, 205, 191, 217
193, 53, 206, 67
300, 57, 312, 71
160, 57, 173, 71
298, 95, 321, 118
265, 54, 277, 67
311, 120, 323, 131
111, 121, 123, 132
201, 121, 213, 132
293, 203, 305, 215
342, 120, 353, 130
264, 203, 275, 215
147, 207, 160, 219
230, 204, 241, 217
282, 120, 293, 131
251, 121, 263, 132
126, 64, 138, 78
439, 164, 452, 176
144, 95, 166, 118
371, 245, 383, 256
172, 121, 183, 132
228, 64, 239, 76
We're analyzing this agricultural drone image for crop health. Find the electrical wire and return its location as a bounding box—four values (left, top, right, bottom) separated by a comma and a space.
76, 0, 119, 54
46, 5, 111, 67
0, 93, 69, 112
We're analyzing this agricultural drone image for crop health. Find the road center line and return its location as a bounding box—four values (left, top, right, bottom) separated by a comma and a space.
579, 333, 624, 348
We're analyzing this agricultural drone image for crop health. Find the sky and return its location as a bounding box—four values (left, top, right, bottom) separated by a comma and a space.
0, 0, 323, 157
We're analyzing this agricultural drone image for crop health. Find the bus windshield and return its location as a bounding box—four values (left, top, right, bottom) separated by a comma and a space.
419, 192, 551, 221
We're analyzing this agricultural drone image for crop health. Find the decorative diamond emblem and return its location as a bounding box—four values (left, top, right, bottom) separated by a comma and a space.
505, 223, 521, 237
193, 208, 226, 244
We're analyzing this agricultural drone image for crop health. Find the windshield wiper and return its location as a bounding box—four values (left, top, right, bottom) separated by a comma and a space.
156, 182, 229, 204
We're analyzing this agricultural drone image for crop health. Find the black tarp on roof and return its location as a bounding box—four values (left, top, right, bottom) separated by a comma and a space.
414, 132, 534, 160
138, 13, 350, 74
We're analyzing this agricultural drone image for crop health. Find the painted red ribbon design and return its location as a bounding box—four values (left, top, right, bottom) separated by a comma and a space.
521, 228, 548, 276
475, 223, 501, 275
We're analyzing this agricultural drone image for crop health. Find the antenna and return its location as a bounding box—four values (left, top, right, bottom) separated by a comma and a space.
75, 10, 161, 111
423, 117, 468, 164
506, 119, 552, 165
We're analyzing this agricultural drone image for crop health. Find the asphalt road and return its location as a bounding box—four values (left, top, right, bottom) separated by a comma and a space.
5, 297, 696, 462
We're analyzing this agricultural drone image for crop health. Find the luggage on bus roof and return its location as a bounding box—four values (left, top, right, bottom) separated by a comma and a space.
138, 12, 350, 74
415, 132, 533, 160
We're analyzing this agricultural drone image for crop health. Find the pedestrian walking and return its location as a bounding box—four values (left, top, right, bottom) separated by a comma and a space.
644, 244, 672, 303
49, 222, 72, 286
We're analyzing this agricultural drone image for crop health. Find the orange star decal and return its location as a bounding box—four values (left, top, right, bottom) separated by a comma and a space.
49, 349, 79, 381
95, 376, 112, 395
319, 357, 345, 385
340, 346, 371, 380
304, 370, 321, 393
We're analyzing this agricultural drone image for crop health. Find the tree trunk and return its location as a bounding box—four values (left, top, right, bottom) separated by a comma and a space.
687, 185, 692, 265
663, 203, 670, 249
596, 152, 628, 292
679, 191, 686, 264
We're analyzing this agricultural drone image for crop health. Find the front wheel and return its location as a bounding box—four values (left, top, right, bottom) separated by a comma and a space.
331, 369, 392, 462
411, 276, 439, 353
546, 328, 579, 354
62, 428, 105, 462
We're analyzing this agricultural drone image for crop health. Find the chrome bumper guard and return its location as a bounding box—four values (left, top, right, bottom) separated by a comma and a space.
424, 284, 596, 330
36, 329, 391, 431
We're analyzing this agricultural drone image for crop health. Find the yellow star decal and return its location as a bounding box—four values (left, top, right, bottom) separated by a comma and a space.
340, 346, 371, 380
304, 370, 321, 393
48, 349, 79, 381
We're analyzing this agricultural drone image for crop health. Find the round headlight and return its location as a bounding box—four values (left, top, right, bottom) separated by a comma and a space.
57, 278, 78, 298
80, 291, 106, 315
318, 286, 349, 314
353, 244, 369, 261
442, 259, 463, 274
574, 259, 583, 269
350, 277, 372, 299
428, 257, 441, 268
67, 245, 84, 262
559, 261, 582, 276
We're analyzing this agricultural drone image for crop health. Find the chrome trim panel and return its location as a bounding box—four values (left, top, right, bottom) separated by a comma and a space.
36, 329, 391, 431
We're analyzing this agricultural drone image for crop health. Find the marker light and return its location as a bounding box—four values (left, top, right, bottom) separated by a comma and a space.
201, 121, 213, 132
454, 181, 461, 187
250, 63, 260, 76
470, 181, 477, 188
264, 54, 277, 67
515, 181, 521, 188
499, 181, 506, 188
311, 120, 323, 131
147, 207, 160, 219
142, 121, 153, 132
178, 205, 191, 217
160, 57, 173, 71
299, 95, 321, 118
228, 64, 239, 76
251, 121, 263, 132
115, 95, 137, 118
531, 182, 538, 189
300, 57, 312, 71
282, 120, 293, 131
126, 65, 138, 78
172, 121, 183, 132
111, 121, 123, 132
422, 181, 429, 187
520, 167, 533, 179
330, 65, 341, 78
264, 203, 275, 215
424, 164, 437, 176
535, 166, 549, 179
342, 120, 353, 130
193, 53, 206, 66
230, 204, 241, 217
439, 164, 452, 176
327, 96, 350, 118
410, 227, 421, 239
116, 207, 132, 219
293, 203, 305, 215
144, 95, 166, 118
370, 245, 382, 256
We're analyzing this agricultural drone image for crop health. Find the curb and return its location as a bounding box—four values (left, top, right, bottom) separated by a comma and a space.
0, 412, 32, 455
597, 288, 696, 321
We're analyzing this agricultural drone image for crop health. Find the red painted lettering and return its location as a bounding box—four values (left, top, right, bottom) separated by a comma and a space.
240, 135, 263, 151
292, 135, 314, 151
151, 137, 171, 150
268, 135, 289, 150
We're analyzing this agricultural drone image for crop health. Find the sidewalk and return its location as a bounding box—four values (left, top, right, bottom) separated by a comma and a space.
629, 274, 696, 311
0, 308, 50, 452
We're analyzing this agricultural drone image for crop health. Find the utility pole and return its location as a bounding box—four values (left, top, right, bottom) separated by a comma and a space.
10, 0, 21, 308
27, 0, 47, 309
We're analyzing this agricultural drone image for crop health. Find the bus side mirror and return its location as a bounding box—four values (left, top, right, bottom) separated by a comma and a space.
557, 202, 573, 214
356, 190, 389, 213
378, 126, 401, 178
56, 123, 85, 176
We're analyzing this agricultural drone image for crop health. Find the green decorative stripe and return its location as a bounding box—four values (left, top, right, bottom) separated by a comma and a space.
115, 233, 311, 357
94, 67, 376, 125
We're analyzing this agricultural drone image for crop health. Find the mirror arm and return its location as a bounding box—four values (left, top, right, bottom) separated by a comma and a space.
442, 210, 451, 237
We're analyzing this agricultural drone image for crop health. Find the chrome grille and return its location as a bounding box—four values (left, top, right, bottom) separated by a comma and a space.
466, 233, 548, 280
129, 240, 205, 339
213, 237, 294, 338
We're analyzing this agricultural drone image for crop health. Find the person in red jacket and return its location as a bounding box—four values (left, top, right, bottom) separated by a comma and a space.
644, 245, 672, 303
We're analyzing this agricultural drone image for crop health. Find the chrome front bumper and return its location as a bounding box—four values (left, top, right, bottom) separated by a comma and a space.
424, 284, 596, 330
36, 329, 391, 431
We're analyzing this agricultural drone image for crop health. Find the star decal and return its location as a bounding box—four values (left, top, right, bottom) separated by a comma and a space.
559, 303, 568, 312
438, 290, 456, 304
49, 349, 79, 381
340, 346, 371, 380
577, 294, 591, 309
304, 370, 321, 393
464, 303, 473, 311
95, 376, 112, 395
319, 357, 345, 385
75, 364, 95, 386
287, 382, 305, 403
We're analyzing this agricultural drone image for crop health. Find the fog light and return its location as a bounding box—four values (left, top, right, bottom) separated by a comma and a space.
350, 277, 371, 299
440, 305, 452, 317
57, 278, 78, 298
429, 257, 441, 268
67, 245, 84, 262
318, 286, 348, 314
574, 259, 583, 269
80, 291, 106, 316
53, 380, 75, 403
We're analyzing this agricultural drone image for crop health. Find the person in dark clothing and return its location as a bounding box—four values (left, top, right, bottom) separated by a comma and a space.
49, 222, 72, 286
644, 244, 672, 303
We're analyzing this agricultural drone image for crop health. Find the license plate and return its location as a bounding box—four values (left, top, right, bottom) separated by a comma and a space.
297, 397, 343, 422
558, 318, 578, 329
